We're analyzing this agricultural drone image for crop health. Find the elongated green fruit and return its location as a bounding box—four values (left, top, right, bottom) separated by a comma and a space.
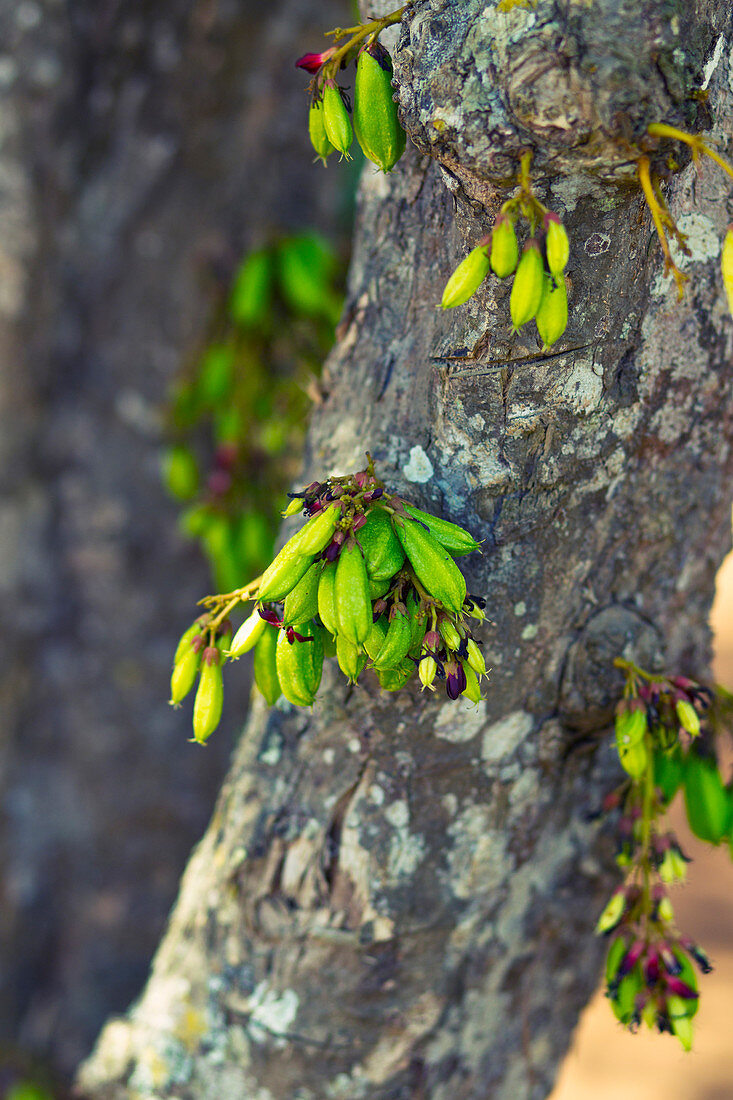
406, 590, 427, 655
192, 650, 223, 743
364, 617, 388, 661
393, 518, 467, 614
335, 540, 372, 645
604, 935, 628, 986
309, 99, 334, 164
490, 214, 519, 278
283, 561, 322, 626
544, 212, 570, 275
402, 503, 481, 556
653, 744, 684, 803
369, 576, 390, 600
441, 245, 490, 309
253, 627, 281, 706
336, 634, 367, 683
294, 504, 341, 556
228, 608, 266, 659
276, 623, 324, 706
610, 970, 642, 1026
353, 42, 405, 172
723, 225, 733, 318
377, 662, 413, 691
317, 562, 338, 635
373, 611, 412, 669
257, 538, 315, 603
536, 273, 568, 349
510, 240, 544, 329
174, 620, 204, 665
170, 644, 201, 705
322, 81, 353, 159
359, 507, 405, 579
618, 739, 648, 779
683, 752, 732, 843
462, 662, 482, 703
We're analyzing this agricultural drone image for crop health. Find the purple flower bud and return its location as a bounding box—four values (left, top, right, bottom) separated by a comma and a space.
323, 540, 341, 562
644, 950, 660, 986
371, 488, 384, 499
445, 660, 467, 700
258, 608, 282, 626
423, 629, 440, 651
666, 976, 699, 1000
618, 941, 645, 978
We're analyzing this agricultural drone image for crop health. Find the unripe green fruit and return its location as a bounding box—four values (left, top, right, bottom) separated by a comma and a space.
373, 611, 412, 669
490, 214, 519, 278
335, 540, 372, 645
170, 644, 201, 705
438, 619, 461, 651
322, 81, 353, 159
228, 608, 266, 659
544, 212, 570, 275
610, 970, 642, 1026
676, 699, 700, 736
510, 241, 544, 329
283, 562, 322, 626
257, 538, 315, 603
604, 935, 628, 986
393, 518, 467, 614
253, 627, 281, 706
653, 744, 683, 803
359, 507, 405, 579
615, 703, 647, 749
309, 99, 335, 164
192, 652, 223, 743
406, 591, 427, 656
402, 503, 482, 556
441, 245, 490, 309
336, 634, 367, 683
536, 273, 568, 349
376, 662, 413, 691
466, 638, 486, 676
364, 617, 388, 661
461, 662, 482, 704
276, 624, 324, 707
683, 751, 732, 843
618, 739, 648, 779
294, 504, 341, 555
353, 43, 406, 173
174, 620, 205, 665
317, 562, 338, 636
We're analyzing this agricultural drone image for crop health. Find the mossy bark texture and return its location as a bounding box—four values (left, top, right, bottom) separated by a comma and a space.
79, 2, 733, 1098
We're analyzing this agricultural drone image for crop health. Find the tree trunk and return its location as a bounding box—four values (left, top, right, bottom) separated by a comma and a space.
0, 0, 346, 1080
78, 2, 733, 1098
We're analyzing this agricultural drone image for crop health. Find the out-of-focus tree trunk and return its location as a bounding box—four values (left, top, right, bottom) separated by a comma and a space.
70, 1, 733, 1097
0, 0, 346, 1080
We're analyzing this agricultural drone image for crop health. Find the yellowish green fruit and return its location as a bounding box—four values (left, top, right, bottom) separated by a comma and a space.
393, 518, 467, 614
544, 212, 570, 275
253, 627, 281, 706
353, 43, 406, 172
170, 644, 201, 705
336, 634, 367, 683
536, 273, 568, 349
490, 214, 519, 278
335, 540, 372, 645
309, 99, 335, 164
317, 562, 339, 636
402, 503, 481, 556
322, 81, 353, 159
510, 241, 544, 329
228, 609, 266, 658
257, 538, 314, 603
294, 504, 340, 555
441, 245, 490, 309
276, 624, 324, 706
192, 651, 224, 743
721, 225, 733, 317
283, 561, 322, 626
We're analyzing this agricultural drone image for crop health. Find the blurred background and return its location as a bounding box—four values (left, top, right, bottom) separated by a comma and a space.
0, 2, 730, 1098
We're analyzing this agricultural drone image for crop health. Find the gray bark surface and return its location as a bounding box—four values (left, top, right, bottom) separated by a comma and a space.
0, 0, 345, 1080
79, 2, 733, 1098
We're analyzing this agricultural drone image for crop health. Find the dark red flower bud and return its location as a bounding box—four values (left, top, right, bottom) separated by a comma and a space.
295, 48, 336, 73
666, 977, 699, 1000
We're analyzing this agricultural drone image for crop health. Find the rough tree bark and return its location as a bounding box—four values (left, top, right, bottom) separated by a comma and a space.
0, 0, 345, 1080
79, 2, 733, 1098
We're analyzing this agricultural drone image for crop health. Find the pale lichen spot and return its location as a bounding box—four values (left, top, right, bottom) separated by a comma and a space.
482, 710, 534, 764
403, 444, 434, 483
384, 799, 410, 829
702, 33, 726, 89
434, 697, 487, 742
521, 622, 538, 641
247, 983, 298, 1047
347, 737, 361, 754
368, 783, 385, 807
514, 600, 526, 616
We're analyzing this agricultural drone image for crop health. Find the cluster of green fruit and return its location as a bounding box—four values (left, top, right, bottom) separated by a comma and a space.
170, 460, 486, 743
297, 9, 407, 172
441, 194, 570, 350
596, 663, 733, 1049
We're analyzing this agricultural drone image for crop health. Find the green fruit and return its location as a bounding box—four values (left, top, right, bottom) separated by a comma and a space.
618, 739, 648, 779
317, 562, 339, 635
536, 273, 568, 349
441, 244, 490, 309
257, 538, 315, 603
604, 936, 628, 987
335, 540, 373, 645
373, 611, 412, 669
174, 620, 205, 665
294, 504, 341, 555
283, 562, 322, 626
406, 590, 427, 655
253, 627, 281, 706
683, 751, 732, 844
364, 617, 389, 660
376, 662, 413, 691
322, 81, 353, 158
490, 214, 519, 278
369, 576, 391, 599
653, 744, 683, 803
353, 42, 406, 172
162, 445, 199, 501
336, 634, 367, 683
610, 969, 642, 1026
192, 652, 223, 743
461, 662, 483, 703
359, 507, 405, 579
228, 608, 266, 658
276, 623, 324, 707
393, 518, 467, 614
170, 644, 201, 705
309, 99, 335, 164
510, 241, 544, 329
402, 503, 481, 556
615, 703, 647, 749
544, 212, 570, 275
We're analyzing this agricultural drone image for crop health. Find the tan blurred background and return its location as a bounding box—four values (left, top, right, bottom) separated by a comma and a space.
552, 551, 733, 1100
